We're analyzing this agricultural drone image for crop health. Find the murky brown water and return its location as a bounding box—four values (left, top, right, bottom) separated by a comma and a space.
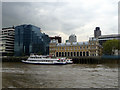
2, 62, 118, 88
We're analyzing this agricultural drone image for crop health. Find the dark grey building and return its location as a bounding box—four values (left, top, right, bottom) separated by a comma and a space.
49, 36, 62, 43
98, 34, 120, 45
14, 24, 50, 56
94, 27, 101, 38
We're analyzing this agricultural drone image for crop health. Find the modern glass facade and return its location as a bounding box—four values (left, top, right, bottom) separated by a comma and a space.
14, 24, 50, 56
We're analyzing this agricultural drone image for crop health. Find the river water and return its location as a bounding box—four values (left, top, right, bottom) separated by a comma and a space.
2, 62, 118, 88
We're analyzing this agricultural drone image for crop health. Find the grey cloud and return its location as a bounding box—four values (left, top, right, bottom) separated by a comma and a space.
2, 1, 118, 42
2, 2, 33, 27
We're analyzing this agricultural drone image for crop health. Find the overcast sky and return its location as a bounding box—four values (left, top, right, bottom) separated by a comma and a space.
2, 0, 119, 42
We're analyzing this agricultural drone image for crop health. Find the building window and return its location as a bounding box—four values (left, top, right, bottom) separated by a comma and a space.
68, 52, 70, 56
59, 52, 61, 57
83, 52, 85, 56
62, 52, 64, 57
80, 46, 82, 49
71, 52, 73, 57
74, 52, 76, 56
86, 51, 89, 56
80, 52, 82, 56
77, 52, 79, 56
56, 52, 58, 57
83, 46, 85, 49
68, 48, 69, 50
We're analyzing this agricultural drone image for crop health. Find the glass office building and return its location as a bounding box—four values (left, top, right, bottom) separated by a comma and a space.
14, 24, 50, 56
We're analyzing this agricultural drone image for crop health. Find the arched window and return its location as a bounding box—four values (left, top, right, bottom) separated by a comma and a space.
62, 52, 64, 57
71, 52, 73, 57
56, 52, 58, 57
77, 52, 79, 56
80, 52, 82, 56
86, 51, 89, 56
59, 52, 61, 57
74, 52, 76, 56
83, 52, 85, 56
68, 52, 70, 56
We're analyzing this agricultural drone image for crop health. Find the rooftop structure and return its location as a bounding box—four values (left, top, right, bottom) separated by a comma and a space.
57, 42, 89, 47
98, 34, 120, 45
69, 34, 77, 43
49, 36, 62, 43
49, 39, 58, 56
94, 27, 101, 38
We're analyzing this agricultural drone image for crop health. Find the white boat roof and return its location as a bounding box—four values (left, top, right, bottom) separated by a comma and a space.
30, 54, 47, 58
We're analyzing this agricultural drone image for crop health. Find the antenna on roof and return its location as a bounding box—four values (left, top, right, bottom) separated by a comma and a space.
13, 25, 15, 29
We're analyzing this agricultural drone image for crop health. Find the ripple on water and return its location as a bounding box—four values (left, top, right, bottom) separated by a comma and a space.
2, 63, 118, 88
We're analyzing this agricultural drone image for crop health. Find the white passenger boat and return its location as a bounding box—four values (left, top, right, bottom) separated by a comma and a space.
22, 54, 66, 65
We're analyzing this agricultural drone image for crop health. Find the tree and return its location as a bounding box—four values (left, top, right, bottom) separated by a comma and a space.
103, 39, 120, 55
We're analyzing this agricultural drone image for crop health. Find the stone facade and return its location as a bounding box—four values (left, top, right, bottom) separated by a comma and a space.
49, 38, 102, 57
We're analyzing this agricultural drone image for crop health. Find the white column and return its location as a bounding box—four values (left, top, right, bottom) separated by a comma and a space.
89, 51, 90, 56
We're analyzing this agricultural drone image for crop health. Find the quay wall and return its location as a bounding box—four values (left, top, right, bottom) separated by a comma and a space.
1, 56, 119, 64
70, 56, 119, 64
2, 56, 28, 62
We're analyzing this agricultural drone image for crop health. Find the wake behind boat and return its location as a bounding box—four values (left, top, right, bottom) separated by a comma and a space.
22, 54, 67, 65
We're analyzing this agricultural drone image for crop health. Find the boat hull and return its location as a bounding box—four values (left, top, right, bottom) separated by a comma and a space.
66, 62, 73, 64
22, 60, 66, 65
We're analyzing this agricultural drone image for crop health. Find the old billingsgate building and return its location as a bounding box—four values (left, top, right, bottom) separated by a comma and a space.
49, 37, 102, 57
